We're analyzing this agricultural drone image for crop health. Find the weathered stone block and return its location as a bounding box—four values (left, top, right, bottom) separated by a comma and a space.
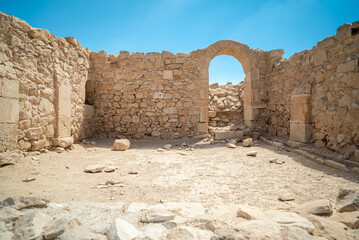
313, 49, 326, 66
317, 37, 335, 48
197, 122, 208, 133
290, 122, 312, 143
200, 108, 207, 123
208, 111, 216, 118
290, 94, 311, 124
0, 97, 19, 123
0, 79, 19, 99
214, 130, 244, 140
163, 70, 173, 80
0, 123, 18, 152
337, 60, 356, 73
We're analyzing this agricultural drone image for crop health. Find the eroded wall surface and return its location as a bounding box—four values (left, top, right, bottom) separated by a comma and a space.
267, 22, 359, 154
0, 12, 91, 151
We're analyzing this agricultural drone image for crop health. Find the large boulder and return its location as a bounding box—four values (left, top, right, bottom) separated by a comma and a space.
113, 139, 130, 151
0, 196, 49, 210
336, 189, 359, 212
108, 217, 140, 240
293, 199, 333, 216
52, 137, 74, 148
14, 210, 51, 240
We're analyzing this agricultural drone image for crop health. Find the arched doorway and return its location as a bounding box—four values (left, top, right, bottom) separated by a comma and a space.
191, 40, 267, 134
208, 55, 245, 128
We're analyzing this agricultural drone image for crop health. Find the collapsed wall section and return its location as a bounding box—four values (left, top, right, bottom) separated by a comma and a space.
89, 51, 201, 139
267, 21, 359, 154
0, 12, 91, 152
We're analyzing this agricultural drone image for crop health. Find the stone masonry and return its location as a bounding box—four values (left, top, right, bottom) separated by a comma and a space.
0, 12, 358, 158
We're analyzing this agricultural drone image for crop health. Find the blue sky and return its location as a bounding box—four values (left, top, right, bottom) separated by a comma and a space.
2, 0, 358, 84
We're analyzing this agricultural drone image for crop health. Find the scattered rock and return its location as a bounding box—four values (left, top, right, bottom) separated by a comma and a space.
336, 189, 359, 212
126, 202, 148, 213
104, 166, 116, 172
108, 217, 140, 240
329, 211, 359, 229
54, 147, 65, 153
269, 158, 285, 164
242, 138, 253, 147
163, 144, 171, 150
57, 226, 105, 240
307, 215, 350, 240
0, 196, 49, 210
23, 177, 36, 182
140, 209, 175, 223
226, 143, 236, 148
246, 151, 257, 156
270, 212, 315, 233
166, 226, 213, 240
128, 170, 138, 174
157, 148, 165, 152
84, 165, 106, 173
106, 180, 122, 185
43, 217, 82, 240
293, 199, 333, 216
113, 139, 130, 151
14, 210, 51, 240
0, 207, 23, 222
278, 194, 295, 202
139, 223, 168, 239
236, 204, 265, 220
52, 137, 74, 148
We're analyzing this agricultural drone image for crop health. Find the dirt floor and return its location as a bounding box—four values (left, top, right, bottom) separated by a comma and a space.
1, 138, 359, 209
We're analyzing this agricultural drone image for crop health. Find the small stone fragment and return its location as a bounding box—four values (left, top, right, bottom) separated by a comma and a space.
54, 147, 65, 153
0, 196, 49, 210
23, 177, 36, 182
269, 158, 285, 164
140, 209, 175, 223
163, 144, 171, 150
128, 170, 138, 174
278, 194, 295, 202
104, 166, 116, 172
84, 164, 106, 173
157, 148, 165, 152
246, 151, 257, 156
113, 139, 130, 151
242, 138, 253, 147
227, 143, 237, 148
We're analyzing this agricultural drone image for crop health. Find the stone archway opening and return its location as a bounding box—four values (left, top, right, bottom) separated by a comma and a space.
208, 55, 246, 128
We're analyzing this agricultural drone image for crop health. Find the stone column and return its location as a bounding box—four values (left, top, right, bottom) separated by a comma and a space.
55, 82, 72, 138
290, 94, 312, 142
0, 79, 19, 151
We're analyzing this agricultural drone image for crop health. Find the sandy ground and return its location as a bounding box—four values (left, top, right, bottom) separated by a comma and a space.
1, 138, 359, 209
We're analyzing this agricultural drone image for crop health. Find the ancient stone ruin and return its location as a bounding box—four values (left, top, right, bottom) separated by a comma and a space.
0, 12, 358, 158
0, 11, 359, 240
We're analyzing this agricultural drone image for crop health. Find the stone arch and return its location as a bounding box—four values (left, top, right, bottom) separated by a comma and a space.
191, 40, 265, 133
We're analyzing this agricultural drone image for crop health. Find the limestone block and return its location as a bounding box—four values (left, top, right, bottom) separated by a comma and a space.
52, 137, 74, 148
0, 79, 19, 99
200, 108, 207, 123
290, 122, 312, 143
163, 70, 173, 80
313, 49, 326, 66
208, 111, 216, 118
0, 97, 19, 123
57, 116, 71, 137
290, 94, 311, 124
214, 130, 244, 140
336, 23, 352, 41
337, 60, 356, 73
317, 37, 335, 48
0, 123, 17, 152
197, 122, 208, 133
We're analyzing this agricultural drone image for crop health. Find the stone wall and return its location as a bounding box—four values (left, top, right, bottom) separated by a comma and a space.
0, 12, 91, 152
267, 21, 359, 155
89, 51, 201, 139
208, 83, 244, 127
